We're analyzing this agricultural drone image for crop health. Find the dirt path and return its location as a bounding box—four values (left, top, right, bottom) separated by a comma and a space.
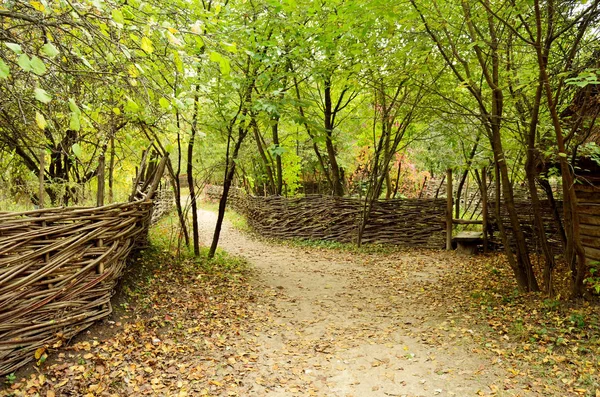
197, 210, 506, 397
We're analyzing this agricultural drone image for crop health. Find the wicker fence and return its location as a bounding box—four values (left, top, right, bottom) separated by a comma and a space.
206, 186, 446, 248
0, 201, 155, 376
487, 200, 565, 255
207, 184, 600, 263
0, 154, 171, 376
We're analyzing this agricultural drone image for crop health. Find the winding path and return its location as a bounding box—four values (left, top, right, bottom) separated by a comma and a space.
196, 209, 505, 397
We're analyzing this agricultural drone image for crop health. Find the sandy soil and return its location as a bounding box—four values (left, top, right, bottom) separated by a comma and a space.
196, 209, 507, 397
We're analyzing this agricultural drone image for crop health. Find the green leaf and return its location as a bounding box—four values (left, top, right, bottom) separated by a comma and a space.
111, 9, 125, 25
209, 51, 222, 62
30, 56, 47, 75
34, 88, 52, 103
5, 43, 22, 54
113, 107, 121, 115
18, 54, 32, 72
41, 43, 59, 58
0, 59, 9, 79
69, 99, 81, 131
70, 111, 81, 131
222, 42, 237, 53
125, 97, 140, 113
71, 143, 83, 158
219, 57, 230, 76
194, 36, 204, 50
68, 98, 81, 114
173, 51, 183, 73
159, 97, 170, 109
141, 37, 154, 54
35, 112, 47, 130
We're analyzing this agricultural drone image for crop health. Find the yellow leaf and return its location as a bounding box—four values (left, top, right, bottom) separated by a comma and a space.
141, 37, 154, 54
30, 1, 45, 11
35, 112, 47, 130
34, 346, 46, 359
47, 391, 56, 397
128, 64, 139, 78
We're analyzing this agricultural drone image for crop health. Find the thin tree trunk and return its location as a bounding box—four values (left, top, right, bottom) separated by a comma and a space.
532, 0, 588, 296
188, 82, 201, 256
173, 109, 189, 247
272, 119, 283, 195
392, 161, 402, 198
455, 134, 481, 218
251, 117, 276, 194
108, 135, 115, 203
323, 76, 344, 197
209, 125, 249, 258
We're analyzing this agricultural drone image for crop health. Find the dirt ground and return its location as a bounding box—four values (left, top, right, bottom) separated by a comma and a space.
3, 209, 559, 397
194, 209, 510, 397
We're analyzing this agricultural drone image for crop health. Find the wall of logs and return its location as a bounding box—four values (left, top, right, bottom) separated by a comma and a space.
576, 179, 600, 264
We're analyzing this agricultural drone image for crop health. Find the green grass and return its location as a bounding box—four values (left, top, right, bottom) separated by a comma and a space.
146, 209, 248, 276
148, 210, 190, 255
0, 198, 36, 212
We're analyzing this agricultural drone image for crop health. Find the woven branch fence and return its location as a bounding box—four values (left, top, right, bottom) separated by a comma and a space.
0, 201, 154, 376
0, 156, 170, 376
487, 200, 565, 255
205, 186, 446, 248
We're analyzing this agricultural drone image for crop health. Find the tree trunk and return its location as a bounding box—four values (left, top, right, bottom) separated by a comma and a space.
455, 134, 481, 218
188, 82, 201, 256
251, 117, 275, 194
208, 125, 249, 258
272, 118, 283, 195
323, 76, 344, 196
533, 0, 588, 296
108, 135, 115, 203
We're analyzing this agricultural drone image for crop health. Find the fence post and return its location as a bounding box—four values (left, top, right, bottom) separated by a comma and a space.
39, 149, 45, 209
481, 166, 488, 254
446, 168, 453, 250
97, 154, 105, 207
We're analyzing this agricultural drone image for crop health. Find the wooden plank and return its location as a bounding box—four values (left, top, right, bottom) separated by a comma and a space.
574, 184, 600, 193
581, 225, 600, 238
583, 246, 600, 262
575, 190, 600, 202
453, 231, 484, 241
581, 236, 600, 249
580, 216, 600, 226
577, 204, 600, 215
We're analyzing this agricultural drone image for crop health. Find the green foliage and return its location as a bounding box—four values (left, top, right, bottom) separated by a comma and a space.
5, 373, 16, 385
584, 262, 600, 294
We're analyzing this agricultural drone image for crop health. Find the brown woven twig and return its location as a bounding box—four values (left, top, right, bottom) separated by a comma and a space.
205, 186, 446, 248
0, 155, 171, 376
0, 201, 154, 376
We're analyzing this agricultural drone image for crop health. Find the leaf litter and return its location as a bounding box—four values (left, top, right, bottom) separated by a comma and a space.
2, 209, 599, 396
